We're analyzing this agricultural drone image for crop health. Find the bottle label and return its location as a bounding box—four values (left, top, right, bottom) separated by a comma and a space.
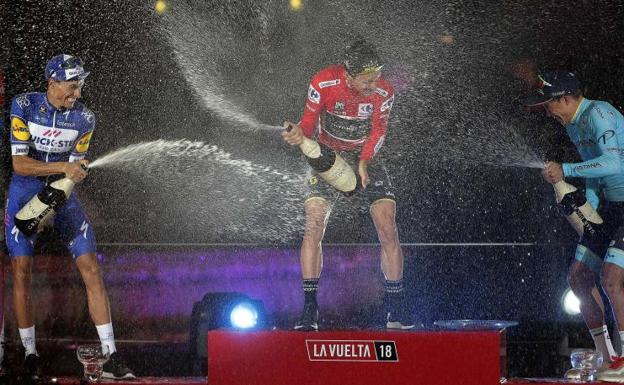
14, 177, 75, 235
319, 154, 357, 192
15, 196, 50, 221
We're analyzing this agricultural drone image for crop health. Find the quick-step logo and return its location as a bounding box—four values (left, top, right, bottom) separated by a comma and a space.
28, 122, 78, 153
306, 339, 398, 362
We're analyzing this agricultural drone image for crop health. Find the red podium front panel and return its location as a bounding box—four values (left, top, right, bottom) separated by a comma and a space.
207, 330, 503, 385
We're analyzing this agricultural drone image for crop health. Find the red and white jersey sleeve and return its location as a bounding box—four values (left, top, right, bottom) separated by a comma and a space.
298, 64, 395, 161
299, 71, 327, 138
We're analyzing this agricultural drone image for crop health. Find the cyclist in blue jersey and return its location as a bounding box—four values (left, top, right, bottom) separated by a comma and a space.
0, 69, 6, 378
525, 71, 624, 380
7, 55, 135, 381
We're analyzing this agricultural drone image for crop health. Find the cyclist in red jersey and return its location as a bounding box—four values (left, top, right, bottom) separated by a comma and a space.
282, 39, 416, 330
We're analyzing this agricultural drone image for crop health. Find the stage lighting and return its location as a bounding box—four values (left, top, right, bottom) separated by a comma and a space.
229, 302, 258, 329
562, 288, 581, 315
190, 292, 268, 374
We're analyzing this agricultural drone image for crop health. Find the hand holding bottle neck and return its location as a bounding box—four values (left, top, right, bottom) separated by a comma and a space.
282, 121, 305, 146
63, 161, 89, 183
542, 161, 564, 184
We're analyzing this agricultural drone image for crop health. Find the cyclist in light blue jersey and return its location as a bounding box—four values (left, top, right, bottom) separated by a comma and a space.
7, 54, 134, 381
525, 70, 624, 380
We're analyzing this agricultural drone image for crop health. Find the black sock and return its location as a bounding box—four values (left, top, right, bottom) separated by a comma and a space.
384, 279, 404, 313
303, 278, 319, 305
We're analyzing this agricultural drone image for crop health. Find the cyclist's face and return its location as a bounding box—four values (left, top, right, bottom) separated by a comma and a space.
544, 97, 576, 125
48, 79, 84, 109
347, 71, 381, 96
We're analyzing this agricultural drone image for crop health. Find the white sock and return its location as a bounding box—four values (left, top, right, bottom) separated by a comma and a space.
18, 326, 37, 356
591, 325, 617, 361
96, 323, 117, 354
618, 330, 624, 358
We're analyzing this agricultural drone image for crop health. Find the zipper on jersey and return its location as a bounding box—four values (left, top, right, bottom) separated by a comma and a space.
46, 110, 57, 163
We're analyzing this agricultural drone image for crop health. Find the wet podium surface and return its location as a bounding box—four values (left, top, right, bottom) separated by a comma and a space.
24, 376, 598, 385
51, 379, 205, 385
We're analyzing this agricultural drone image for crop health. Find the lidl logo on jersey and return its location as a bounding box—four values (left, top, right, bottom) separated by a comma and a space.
308, 85, 321, 104
75, 131, 93, 153
358, 103, 373, 117
306, 340, 398, 362
11, 117, 30, 141
28, 122, 78, 153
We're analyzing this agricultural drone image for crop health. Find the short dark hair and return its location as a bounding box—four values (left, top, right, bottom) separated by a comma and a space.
343, 39, 383, 77
552, 90, 583, 102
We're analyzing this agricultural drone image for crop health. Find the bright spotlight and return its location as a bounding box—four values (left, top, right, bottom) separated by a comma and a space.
229, 302, 259, 329
563, 288, 581, 315
190, 292, 268, 367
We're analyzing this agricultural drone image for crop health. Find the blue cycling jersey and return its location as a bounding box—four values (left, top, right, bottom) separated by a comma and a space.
9, 92, 95, 181
562, 98, 624, 205
6, 92, 97, 259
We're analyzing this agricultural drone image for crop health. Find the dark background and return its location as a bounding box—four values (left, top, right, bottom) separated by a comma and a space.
1, 0, 622, 245
1, 0, 624, 377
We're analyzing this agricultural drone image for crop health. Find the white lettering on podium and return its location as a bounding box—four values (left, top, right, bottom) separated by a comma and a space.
313, 343, 371, 358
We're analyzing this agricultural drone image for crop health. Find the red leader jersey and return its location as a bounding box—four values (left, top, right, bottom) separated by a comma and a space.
299, 64, 395, 161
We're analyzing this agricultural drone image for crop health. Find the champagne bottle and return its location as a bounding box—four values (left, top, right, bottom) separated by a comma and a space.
14, 167, 85, 236
286, 124, 359, 195
552, 180, 603, 236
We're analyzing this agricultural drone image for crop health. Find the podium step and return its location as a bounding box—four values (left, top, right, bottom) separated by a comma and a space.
44, 378, 205, 384
207, 329, 504, 385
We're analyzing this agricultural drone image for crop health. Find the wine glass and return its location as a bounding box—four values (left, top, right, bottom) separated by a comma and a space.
570, 349, 603, 382
76, 344, 110, 383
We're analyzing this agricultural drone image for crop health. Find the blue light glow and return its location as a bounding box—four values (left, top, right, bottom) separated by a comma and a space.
230, 302, 258, 329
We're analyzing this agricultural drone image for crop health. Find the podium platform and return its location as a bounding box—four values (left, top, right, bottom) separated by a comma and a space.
40, 330, 597, 385
207, 329, 505, 385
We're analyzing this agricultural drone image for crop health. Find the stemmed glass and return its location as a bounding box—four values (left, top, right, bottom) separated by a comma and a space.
570, 349, 603, 382
76, 344, 110, 383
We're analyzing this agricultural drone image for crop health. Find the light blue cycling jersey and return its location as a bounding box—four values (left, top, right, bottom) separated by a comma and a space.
562, 98, 624, 206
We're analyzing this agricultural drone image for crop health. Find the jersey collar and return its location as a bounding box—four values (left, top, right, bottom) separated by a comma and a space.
569, 97, 589, 125
342, 68, 352, 90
